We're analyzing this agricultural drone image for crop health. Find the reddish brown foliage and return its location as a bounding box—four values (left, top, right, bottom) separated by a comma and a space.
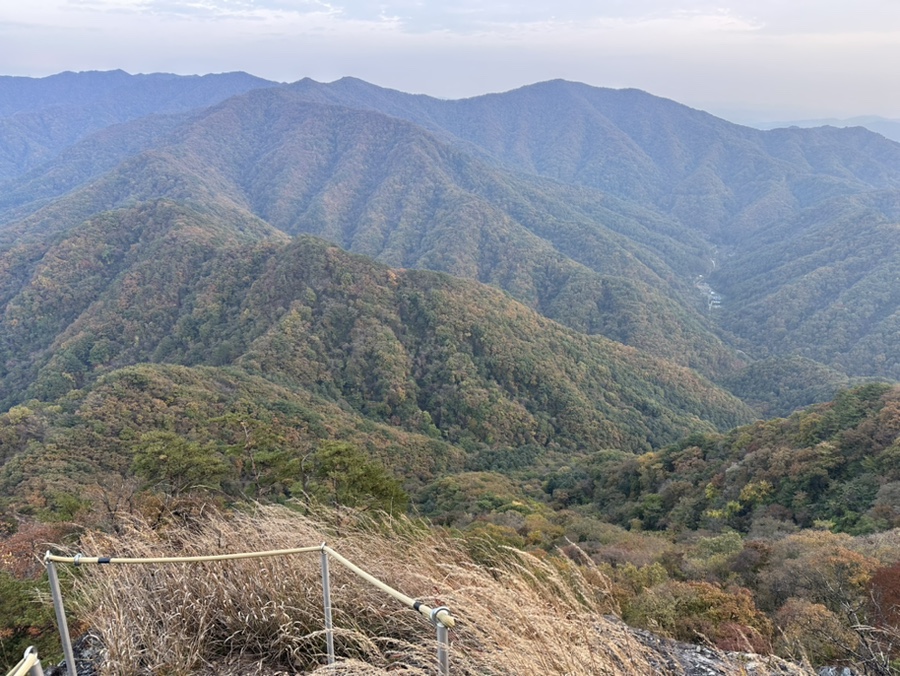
0, 520, 74, 579
869, 560, 900, 627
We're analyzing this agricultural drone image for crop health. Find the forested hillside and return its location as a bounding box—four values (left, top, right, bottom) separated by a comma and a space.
711, 193, 900, 378
287, 78, 900, 236
545, 382, 900, 534
4, 73, 899, 392
0, 86, 741, 378
0, 213, 753, 515
284, 77, 900, 386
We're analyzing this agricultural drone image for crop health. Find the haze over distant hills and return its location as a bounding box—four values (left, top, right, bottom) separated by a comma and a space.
0, 70, 277, 183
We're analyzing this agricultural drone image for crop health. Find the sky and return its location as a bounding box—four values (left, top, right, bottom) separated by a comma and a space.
2, 0, 900, 123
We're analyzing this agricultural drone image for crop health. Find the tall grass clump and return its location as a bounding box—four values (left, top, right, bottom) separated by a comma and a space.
59, 502, 805, 674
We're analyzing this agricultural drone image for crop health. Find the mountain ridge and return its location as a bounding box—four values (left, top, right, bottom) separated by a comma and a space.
1, 70, 899, 412
286, 77, 900, 240
0, 86, 742, 377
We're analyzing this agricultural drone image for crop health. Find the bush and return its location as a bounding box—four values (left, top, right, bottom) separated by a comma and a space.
623, 580, 772, 653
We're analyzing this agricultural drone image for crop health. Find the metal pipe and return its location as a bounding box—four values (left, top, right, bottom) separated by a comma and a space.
436, 620, 449, 676
45, 557, 76, 676
5, 646, 43, 676
28, 650, 44, 676
45, 546, 324, 566
320, 546, 335, 665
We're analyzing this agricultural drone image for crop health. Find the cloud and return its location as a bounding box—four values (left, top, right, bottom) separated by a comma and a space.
65, 0, 338, 19
50, 0, 765, 34
308, 1, 761, 36
728, 0, 900, 35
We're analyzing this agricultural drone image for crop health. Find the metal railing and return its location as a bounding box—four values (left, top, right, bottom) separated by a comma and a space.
5, 647, 43, 676
44, 544, 454, 676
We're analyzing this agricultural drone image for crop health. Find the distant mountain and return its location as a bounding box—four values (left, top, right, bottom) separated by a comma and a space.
710, 191, 900, 379
0, 113, 190, 223
0, 70, 276, 118
0, 86, 741, 377
1, 71, 899, 416
281, 78, 900, 385
287, 78, 900, 241
0, 70, 277, 183
753, 116, 900, 144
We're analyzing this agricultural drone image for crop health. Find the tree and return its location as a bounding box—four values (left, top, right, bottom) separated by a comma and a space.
774, 598, 858, 665
623, 580, 772, 653
132, 431, 231, 497
762, 530, 894, 674
308, 441, 408, 515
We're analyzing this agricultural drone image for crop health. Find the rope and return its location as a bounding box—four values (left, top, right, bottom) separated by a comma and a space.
44, 545, 456, 628
45, 545, 324, 565
5, 647, 38, 676
323, 546, 455, 628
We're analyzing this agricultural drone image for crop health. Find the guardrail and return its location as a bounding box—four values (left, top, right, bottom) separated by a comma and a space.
44, 544, 454, 676
4, 647, 43, 676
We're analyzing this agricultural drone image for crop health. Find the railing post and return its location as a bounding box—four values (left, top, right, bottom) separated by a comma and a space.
45, 555, 77, 676
430, 606, 450, 676
436, 620, 449, 676
320, 544, 335, 665
8, 646, 44, 676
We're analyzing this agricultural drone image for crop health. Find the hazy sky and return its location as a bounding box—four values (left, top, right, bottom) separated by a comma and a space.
3, 0, 900, 122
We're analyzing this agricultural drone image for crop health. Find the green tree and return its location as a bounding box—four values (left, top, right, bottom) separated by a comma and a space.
309, 441, 408, 515
132, 431, 231, 497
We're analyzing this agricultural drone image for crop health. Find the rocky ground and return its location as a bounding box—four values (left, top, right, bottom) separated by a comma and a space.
627, 625, 816, 675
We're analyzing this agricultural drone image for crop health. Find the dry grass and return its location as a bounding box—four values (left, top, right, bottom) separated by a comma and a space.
58, 503, 806, 675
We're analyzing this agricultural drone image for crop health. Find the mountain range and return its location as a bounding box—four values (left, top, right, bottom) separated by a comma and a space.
1, 70, 899, 509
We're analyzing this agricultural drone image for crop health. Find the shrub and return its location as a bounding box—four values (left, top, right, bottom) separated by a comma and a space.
623, 580, 772, 653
